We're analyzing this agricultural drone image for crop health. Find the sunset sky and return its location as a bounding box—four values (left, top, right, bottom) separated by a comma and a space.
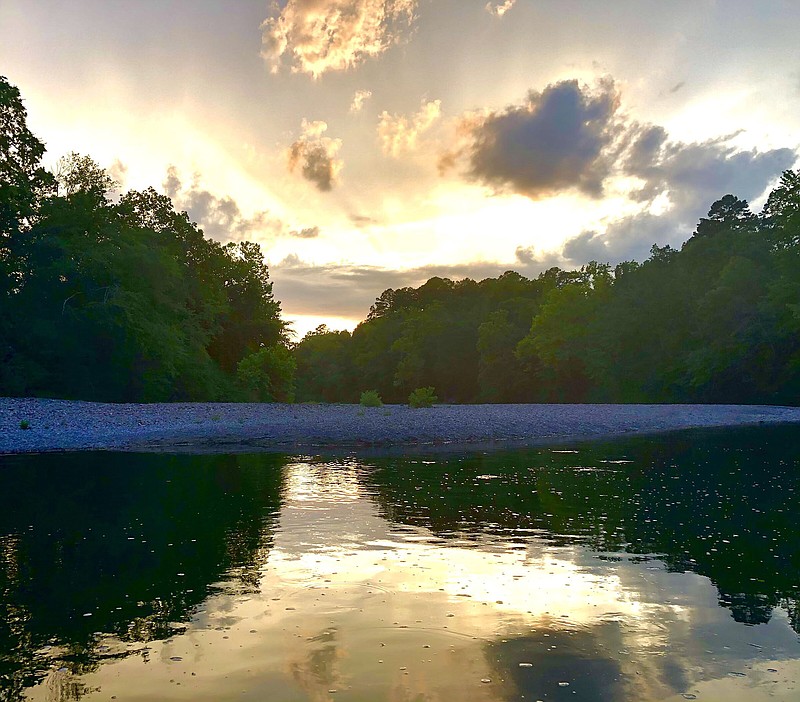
2, 0, 799, 338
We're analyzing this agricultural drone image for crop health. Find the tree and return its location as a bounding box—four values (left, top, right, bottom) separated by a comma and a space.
0, 76, 54, 237
477, 301, 538, 402
237, 344, 296, 402
54, 152, 117, 201
207, 241, 285, 374
693, 194, 756, 239
515, 263, 612, 402
762, 170, 800, 249
0, 77, 292, 402
293, 325, 355, 402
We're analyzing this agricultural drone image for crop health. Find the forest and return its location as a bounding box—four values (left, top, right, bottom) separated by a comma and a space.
0, 76, 292, 402
2, 75, 799, 405
296, 189, 800, 405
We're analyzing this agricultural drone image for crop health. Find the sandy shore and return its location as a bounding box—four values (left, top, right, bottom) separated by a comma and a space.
2, 398, 799, 454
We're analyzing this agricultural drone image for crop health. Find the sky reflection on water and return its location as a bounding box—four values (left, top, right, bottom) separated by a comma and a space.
2, 426, 799, 701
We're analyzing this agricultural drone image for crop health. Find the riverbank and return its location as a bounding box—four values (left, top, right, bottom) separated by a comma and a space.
2, 398, 800, 454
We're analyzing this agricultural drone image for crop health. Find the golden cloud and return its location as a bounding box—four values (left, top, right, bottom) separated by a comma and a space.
378, 99, 442, 157
262, 0, 418, 78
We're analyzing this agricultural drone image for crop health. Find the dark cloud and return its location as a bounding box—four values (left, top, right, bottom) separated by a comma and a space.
445, 76, 796, 268
625, 135, 795, 213
287, 120, 343, 192
270, 254, 558, 318
290, 226, 320, 239
288, 142, 337, 191
563, 213, 684, 265
445, 78, 623, 198
515, 245, 563, 270
462, 78, 799, 265
622, 125, 668, 198
163, 166, 286, 242
562, 131, 797, 265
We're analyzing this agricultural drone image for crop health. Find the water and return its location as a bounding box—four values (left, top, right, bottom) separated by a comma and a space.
1, 425, 798, 701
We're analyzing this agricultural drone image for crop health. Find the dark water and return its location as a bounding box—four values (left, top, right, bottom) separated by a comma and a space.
1, 426, 799, 701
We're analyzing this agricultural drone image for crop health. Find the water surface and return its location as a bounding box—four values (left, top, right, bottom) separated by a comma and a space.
1, 426, 799, 701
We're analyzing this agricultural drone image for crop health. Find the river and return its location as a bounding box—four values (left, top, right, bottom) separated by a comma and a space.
1, 425, 798, 701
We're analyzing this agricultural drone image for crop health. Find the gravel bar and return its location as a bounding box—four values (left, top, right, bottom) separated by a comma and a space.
2, 398, 800, 454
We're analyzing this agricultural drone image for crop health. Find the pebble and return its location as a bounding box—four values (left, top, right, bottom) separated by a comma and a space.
3, 398, 798, 453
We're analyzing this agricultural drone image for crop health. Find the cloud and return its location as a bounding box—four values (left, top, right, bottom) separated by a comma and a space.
350, 213, 380, 227
515, 245, 563, 270
561, 129, 797, 264
107, 159, 128, 188
290, 226, 321, 239
287, 119, 343, 191
163, 166, 182, 199
261, 0, 418, 78
270, 253, 559, 318
378, 99, 442, 157
350, 89, 373, 113
439, 76, 795, 265
163, 166, 288, 242
164, 168, 324, 244
485, 1, 516, 17
562, 213, 681, 265
623, 126, 795, 213
442, 78, 623, 198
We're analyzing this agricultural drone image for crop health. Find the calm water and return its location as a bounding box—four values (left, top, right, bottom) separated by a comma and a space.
1, 426, 799, 702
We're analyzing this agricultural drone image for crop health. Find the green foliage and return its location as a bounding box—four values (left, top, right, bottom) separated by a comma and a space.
0, 77, 289, 402
54, 152, 117, 200
515, 262, 612, 402
694, 194, 756, 239
408, 386, 437, 408
359, 389, 383, 407
236, 345, 296, 402
292, 177, 800, 407
4, 78, 799, 407
293, 325, 355, 402
0, 75, 55, 241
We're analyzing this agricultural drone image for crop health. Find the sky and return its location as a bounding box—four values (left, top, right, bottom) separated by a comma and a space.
2, 0, 799, 338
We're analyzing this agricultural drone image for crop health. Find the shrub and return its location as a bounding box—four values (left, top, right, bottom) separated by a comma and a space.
359, 390, 383, 407
408, 386, 437, 408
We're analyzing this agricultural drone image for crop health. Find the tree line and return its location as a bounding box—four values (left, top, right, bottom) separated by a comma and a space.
3, 75, 799, 405
1, 76, 293, 401
295, 187, 800, 406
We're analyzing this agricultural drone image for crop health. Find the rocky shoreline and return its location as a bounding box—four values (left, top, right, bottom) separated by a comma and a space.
2, 398, 800, 454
